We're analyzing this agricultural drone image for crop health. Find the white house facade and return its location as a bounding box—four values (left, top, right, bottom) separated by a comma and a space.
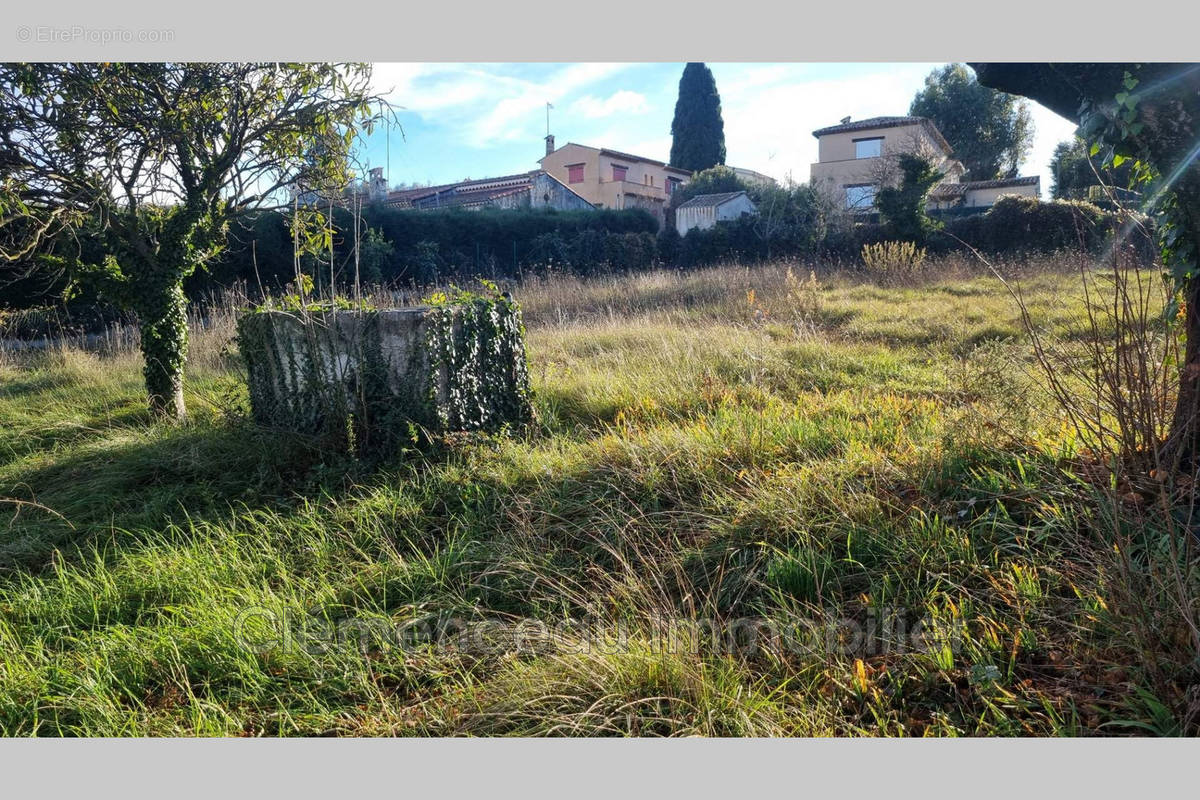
675, 191, 758, 236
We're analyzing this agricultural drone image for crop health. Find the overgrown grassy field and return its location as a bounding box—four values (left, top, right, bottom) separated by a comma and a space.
1, 256, 1195, 736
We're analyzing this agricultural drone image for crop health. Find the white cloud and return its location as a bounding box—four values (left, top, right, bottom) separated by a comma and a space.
472, 63, 632, 145
570, 90, 650, 119
372, 63, 523, 118
713, 63, 940, 182
618, 136, 673, 163
1025, 103, 1079, 194
712, 63, 1077, 193
373, 62, 636, 149
367, 63, 1080, 192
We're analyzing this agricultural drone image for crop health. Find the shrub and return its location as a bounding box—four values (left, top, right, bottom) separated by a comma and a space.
1009, 247, 1200, 705
527, 232, 571, 272
656, 225, 683, 268
603, 232, 657, 272
876, 154, 943, 245
359, 227, 395, 285
814, 198, 1155, 266
817, 222, 896, 265
944, 195, 1113, 254
569, 229, 608, 276
671, 194, 829, 270
409, 240, 443, 286
861, 241, 927, 280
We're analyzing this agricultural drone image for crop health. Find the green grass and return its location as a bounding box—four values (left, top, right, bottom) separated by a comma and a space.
0, 257, 1193, 736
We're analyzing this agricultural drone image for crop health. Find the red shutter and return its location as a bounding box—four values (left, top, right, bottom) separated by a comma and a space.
567, 164, 584, 184
612, 165, 627, 182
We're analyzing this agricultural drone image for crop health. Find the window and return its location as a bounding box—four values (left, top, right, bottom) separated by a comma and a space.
612, 164, 628, 182
666, 177, 682, 196
853, 137, 883, 159
845, 184, 876, 210
567, 163, 585, 184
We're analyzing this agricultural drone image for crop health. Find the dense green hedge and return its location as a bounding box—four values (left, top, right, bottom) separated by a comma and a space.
815, 196, 1154, 264
941, 195, 1147, 255
188, 206, 660, 296
1, 195, 1155, 323
674, 215, 823, 267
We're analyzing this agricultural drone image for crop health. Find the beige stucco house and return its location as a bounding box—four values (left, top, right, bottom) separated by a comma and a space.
539, 141, 692, 224
809, 115, 1039, 213
731, 167, 777, 187
927, 175, 1041, 210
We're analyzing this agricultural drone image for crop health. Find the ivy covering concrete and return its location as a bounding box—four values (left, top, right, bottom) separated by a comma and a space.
236, 289, 532, 453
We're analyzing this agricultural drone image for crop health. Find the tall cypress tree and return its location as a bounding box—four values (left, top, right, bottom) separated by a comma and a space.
669, 63, 726, 172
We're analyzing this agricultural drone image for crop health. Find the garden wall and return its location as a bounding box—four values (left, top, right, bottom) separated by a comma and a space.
237, 295, 533, 453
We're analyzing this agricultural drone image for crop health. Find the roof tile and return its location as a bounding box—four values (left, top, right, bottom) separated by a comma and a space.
675, 191, 749, 209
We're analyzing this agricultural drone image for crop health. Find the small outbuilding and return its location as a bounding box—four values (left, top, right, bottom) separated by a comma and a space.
675, 191, 758, 236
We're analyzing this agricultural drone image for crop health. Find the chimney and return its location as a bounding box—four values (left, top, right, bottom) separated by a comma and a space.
368, 167, 387, 201
545, 133, 555, 157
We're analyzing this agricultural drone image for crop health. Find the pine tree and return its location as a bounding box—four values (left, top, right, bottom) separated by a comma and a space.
669, 63, 726, 172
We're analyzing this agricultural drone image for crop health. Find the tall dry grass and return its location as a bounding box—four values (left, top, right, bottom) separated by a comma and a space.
984, 242, 1200, 726
5, 251, 1199, 735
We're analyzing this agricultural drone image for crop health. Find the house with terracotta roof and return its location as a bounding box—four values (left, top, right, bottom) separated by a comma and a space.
809, 115, 1039, 213
539, 141, 693, 225
928, 175, 1041, 211
365, 167, 593, 212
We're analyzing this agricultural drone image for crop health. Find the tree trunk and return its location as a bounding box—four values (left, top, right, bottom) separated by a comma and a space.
137, 281, 189, 420
1165, 208, 1200, 470
1166, 277, 1200, 464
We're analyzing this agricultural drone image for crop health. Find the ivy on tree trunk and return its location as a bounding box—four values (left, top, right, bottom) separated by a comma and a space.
0, 63, 382, 420
136, 281, 189, 418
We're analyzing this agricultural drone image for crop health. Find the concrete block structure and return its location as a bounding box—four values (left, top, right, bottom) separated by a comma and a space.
237, 301, 532, 450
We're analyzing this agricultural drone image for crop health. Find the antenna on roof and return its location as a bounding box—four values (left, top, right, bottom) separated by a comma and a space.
840, 116, 851, 125
544, 101, 556, 157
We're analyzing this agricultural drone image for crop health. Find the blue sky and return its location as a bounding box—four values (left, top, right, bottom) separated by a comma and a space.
363, 63, 1079, 192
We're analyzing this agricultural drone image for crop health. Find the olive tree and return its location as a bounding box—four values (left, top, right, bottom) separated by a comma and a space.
0, 63, 380, 418
970, 63, 1200, 461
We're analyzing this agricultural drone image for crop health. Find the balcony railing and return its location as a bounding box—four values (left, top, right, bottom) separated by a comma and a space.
602, 178, 668, 200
